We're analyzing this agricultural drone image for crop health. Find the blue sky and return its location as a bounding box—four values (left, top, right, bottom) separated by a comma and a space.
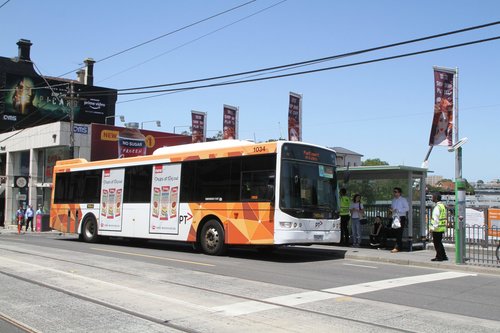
1, 0, 499, 182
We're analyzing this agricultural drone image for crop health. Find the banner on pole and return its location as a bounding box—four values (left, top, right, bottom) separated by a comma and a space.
429, 67, 455, 146
191, 110, 207, 143
288, 92, 302, 141
223, 105, 238, 140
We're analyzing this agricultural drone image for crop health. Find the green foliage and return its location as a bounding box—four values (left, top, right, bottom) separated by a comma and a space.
211, 130, 223, 140
362, 158, 389, 166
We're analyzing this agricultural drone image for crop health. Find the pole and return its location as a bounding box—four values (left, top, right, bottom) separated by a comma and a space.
453, 67, 465, 264
69, 82, 75, 159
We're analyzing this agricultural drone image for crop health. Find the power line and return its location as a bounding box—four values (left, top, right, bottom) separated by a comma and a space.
98, 0, 288, 83
57, 0, 258, 78
0, 0, 11, 10
114, 35, 500, 97
116, 20, 500, 93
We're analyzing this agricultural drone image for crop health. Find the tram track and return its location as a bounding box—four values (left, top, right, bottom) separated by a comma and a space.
0, 241, 419, 332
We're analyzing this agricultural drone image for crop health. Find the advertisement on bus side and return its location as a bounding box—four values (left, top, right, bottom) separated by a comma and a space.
99, 168, 124, 231
150, 164, 181, 234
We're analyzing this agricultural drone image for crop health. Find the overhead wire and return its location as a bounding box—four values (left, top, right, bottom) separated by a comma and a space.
57, 0, 258, 78
115, 34, 500, 104
98, 0, 288, 83
0, 0, 11, 10
115, 20, 500, 93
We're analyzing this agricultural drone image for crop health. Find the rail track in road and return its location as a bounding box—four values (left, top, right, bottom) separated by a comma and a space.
0, 241, 427, 333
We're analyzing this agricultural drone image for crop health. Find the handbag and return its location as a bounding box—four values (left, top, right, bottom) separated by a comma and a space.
359, 203, 368, 225
391, 215, 401, 229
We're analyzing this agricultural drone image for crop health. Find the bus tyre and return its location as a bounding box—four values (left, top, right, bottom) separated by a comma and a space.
200, 220, 226, 255
81, 216, 99, 243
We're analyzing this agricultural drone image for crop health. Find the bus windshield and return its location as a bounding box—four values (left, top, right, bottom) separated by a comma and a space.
279, 144, 338, 219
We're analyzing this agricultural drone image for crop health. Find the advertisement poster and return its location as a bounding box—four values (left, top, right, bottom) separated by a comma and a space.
99, 168, 125, 231
191, 110, 207, 143
488, 208, 500, 238
150, 163, 181, 234
429, 67, 455, 146
91, 124, 192, 161
288, 92, 302, 141
1, 74, 117, 132
223, 105, 238, 140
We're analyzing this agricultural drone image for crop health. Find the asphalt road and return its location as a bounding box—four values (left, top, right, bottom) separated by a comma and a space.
1, 232, 499, 332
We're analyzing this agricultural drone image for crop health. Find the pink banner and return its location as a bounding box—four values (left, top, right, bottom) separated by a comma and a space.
429, 68, 455, 146
223, 105, 238, 140
191, 111, 207, 143
288, 92, 302, 141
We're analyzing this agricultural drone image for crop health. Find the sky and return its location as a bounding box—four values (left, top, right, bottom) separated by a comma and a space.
1, 0, 499, 182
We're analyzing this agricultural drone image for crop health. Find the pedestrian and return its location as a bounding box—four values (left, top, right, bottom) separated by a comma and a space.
370, 216, 384, 247
430, 192, 448, 261
390, 187, 409, 253
339, 188, 350, 246
25, 204, 34, 231
16, 205, 25, 234
35, 205, 44, 232
349, 194, 364, 247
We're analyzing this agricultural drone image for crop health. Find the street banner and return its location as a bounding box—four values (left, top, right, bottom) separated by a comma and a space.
223, 105, 238, 140
288, 92, 302, 141
191, 110, 207, 143
429, 67, 455, 146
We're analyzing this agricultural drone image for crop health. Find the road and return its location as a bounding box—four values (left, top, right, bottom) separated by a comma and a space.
0, 232, 499, 332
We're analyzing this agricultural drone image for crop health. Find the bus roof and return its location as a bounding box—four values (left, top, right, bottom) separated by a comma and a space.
54, 140, 335, 172
153, 139, 257, 155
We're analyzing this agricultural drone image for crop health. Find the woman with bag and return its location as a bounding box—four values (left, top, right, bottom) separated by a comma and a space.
349, 194, 364, 247
390, 187, 409, 253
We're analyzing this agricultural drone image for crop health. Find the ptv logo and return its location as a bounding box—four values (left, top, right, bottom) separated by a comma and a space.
179, 212, 193, 224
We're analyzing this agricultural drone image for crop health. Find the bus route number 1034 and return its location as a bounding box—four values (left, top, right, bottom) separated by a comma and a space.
253, 146, 266, 153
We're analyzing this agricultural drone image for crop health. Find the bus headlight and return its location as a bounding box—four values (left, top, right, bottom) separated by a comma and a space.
280, 222, 292, 228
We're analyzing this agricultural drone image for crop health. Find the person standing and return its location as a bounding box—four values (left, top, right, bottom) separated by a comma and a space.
390, 187, 409, 253
25, 204, 34, 231
339, 188, 350, 246
349, 194, 364, 247
16, 206, 25, 234
35, 205, 44, 232
430, 192, 448, 261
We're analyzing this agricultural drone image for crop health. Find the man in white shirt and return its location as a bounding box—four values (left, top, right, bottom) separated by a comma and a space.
390, 187, 409, 253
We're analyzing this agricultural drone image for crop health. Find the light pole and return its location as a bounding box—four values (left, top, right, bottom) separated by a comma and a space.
141, 120, 161, 129
105, 115, 125, 125
173, 125, 190, 133
449, 137, 468, 264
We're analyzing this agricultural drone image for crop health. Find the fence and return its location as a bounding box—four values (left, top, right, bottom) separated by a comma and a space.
463, 225, 500, 267
363, 204, 500, 267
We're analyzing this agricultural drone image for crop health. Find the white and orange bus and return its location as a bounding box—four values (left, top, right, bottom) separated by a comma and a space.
50, 140, 340, 255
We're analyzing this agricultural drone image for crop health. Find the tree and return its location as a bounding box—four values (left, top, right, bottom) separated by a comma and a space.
210, 130, 223, 140
362, 158, 389, 166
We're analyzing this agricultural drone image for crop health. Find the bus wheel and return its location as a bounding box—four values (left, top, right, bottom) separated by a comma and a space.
200, 220, 226, 255
81, 216, 99, 243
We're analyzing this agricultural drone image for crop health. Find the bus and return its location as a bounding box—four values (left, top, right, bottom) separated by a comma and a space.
50, 140, 340, 255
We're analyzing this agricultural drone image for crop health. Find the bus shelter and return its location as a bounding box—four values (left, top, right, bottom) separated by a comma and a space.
337, 165, 428, 251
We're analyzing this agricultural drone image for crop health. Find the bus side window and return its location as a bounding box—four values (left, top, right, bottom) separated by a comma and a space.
241, 171, 275, 201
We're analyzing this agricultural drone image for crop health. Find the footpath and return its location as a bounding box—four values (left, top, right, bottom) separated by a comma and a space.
2, 224, 499, 276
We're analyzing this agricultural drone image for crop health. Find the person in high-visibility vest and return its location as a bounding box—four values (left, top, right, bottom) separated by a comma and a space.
339, 188, 351, 246
430, 192, 448, 261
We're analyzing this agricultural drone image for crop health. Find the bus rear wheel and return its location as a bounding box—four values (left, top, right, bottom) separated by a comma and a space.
81, 216, 99, 243
200, 220, 226, 255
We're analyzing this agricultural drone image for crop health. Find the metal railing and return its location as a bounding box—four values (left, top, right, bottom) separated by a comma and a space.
463, 225, 500, 267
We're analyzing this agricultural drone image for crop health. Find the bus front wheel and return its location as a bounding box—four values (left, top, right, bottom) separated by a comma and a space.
200, 220, 226, 255
81, 216, 99, 243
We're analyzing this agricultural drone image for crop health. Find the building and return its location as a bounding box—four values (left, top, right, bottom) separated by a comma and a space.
330, 146, 363, 167
0, 40, 191, 226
